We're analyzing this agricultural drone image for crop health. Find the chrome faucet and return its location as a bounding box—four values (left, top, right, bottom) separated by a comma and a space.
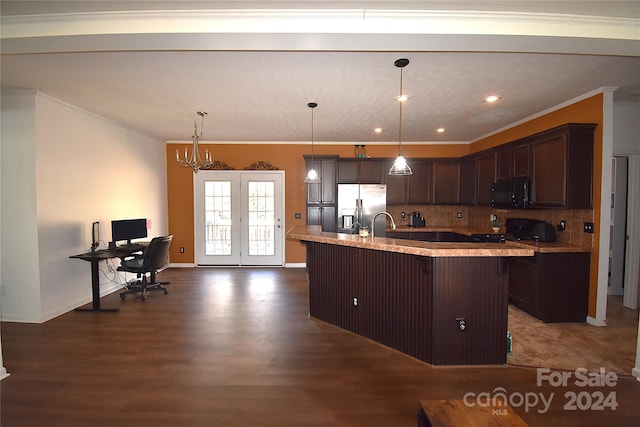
371, 211, 397, 238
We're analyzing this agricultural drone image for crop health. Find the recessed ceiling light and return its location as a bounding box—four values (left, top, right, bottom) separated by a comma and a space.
485, 95, 500, 103
374, 127, 383, 134
437, 128, 445, 133
395, 95, 409, 102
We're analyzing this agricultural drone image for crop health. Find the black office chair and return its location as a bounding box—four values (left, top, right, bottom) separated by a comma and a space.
118, 235, 173, 300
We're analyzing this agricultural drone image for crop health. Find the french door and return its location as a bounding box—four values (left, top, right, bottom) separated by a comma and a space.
194, 171, 284, 266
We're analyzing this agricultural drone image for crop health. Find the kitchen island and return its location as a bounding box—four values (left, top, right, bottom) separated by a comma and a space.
287, 225, 534, 365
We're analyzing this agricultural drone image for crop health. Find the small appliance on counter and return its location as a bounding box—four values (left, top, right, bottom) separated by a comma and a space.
408, 211, 426, 227
505, 218, 557, 242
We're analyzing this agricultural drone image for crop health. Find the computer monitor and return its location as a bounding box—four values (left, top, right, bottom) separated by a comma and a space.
111, 218, 147, 246
91, 221, 100, 251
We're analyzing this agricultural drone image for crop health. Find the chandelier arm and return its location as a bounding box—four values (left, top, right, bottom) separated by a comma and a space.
176, 111, 212, 173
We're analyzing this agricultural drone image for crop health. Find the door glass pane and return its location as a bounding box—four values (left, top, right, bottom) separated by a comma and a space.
248, 181, 275, 256
204, 181, 232, 255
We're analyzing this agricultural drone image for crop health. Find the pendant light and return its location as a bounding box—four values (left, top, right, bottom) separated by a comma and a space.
304, 102, 321, 183
389, 58, 413, 176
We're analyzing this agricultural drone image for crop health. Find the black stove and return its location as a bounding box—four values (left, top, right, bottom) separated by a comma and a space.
471, 218, 557, 243
470, 233, 516, 243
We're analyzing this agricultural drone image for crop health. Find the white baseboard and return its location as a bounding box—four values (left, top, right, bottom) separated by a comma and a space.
0, 367, 10, 380
284, 263, 306, 268
169, 263, 195, 268
586, 316, 607, 327
632, 366, 640, 380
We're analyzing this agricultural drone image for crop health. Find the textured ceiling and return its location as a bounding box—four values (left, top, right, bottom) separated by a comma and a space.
1, 1, 639, 144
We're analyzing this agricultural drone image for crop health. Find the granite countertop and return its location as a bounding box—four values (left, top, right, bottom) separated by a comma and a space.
389, 226, 592, 254
286, 225, 534, 258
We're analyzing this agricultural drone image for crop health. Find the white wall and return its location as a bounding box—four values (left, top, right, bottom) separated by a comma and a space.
1, 92, 41, 322
1, 91, 168, 322
613, 101, 640, 379
613, 102, 640, 155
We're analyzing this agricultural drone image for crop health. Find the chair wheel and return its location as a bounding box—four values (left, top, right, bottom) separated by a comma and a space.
120, 294, 126, 300
163, 289, 169, 294
141, 295, 147, 301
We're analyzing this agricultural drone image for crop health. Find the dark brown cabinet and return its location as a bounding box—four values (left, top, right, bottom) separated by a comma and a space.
496, 149, 511, 180
307, 205, 336, 232
475, 153, 496, 205
337, 159, 383, 183
307, 122, 594, 213
509, 252, 590, 322
512, 143, 530, 178
384, 159, 408, 205
460, 157, 476, 204
456, 123, 594, 208
531, 135, 567, 206
530, 124, 595, 208
408, 160, 434, 204
305, 155, 338, 232
384, 158, 434, 205
433, 160, 460, 204
386, 158, 462, 206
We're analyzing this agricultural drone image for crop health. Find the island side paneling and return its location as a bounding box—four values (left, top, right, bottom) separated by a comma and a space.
306, 241, 509, 365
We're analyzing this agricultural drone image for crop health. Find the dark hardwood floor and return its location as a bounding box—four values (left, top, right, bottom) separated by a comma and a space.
2, 267, 639, 426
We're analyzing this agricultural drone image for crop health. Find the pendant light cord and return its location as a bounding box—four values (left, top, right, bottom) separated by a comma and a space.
398, 66, 403, 151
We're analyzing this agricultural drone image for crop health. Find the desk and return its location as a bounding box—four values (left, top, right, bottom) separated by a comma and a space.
70, 244, 145, 312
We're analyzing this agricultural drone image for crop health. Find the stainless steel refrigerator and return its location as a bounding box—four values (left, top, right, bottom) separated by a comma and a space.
337, 184, 387, 236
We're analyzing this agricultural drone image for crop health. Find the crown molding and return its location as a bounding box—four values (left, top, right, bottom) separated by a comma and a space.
3, 9, 638, 41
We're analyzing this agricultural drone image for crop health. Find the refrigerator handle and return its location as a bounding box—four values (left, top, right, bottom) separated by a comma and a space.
355, 199, 363, 224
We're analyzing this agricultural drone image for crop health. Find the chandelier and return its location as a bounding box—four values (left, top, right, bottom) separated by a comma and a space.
389, 58, 413, 176
304, 102, 321, 183
176, 111, 213, 173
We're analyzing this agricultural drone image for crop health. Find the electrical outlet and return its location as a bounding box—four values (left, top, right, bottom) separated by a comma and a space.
584, 222, 594, 233
456, 317, 467, 332
180, 247, 185, 253
401, 211, 406, 218
457, 212, 462, 219
353, 297, 359, 307
295, 212, 302, 219
558, 220, 566, 231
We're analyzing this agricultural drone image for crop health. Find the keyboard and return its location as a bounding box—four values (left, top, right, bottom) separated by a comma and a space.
117, 243, 145, 251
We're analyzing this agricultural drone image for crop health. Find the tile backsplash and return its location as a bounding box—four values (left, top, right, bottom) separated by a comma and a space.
386, 205, 594, 247
387, 205, 469, 228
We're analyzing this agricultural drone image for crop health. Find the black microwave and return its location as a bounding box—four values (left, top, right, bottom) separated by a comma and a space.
491, 177, 531, 209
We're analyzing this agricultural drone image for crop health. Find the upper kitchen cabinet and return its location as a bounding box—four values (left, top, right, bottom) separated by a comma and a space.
460, 157, 476, 204
337, 159, 383, 183
383, 158, 408, 205
475, 152, 496, 205
408, 159, 434, 204
383, 158, 433, 205
511, 143, 530, 178
432, 160, 460, 204
530, 124, 596, 208
496, 148, 512, 180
